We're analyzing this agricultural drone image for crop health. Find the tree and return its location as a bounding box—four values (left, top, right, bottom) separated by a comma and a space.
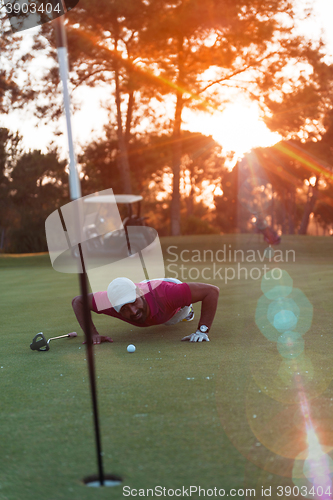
272, 141, 333, 234
246, 145, 305, 234
79, 128, 224, 234
0, 14, 36, 114
24, 1, 333, 235
141, 0, 332, 235
8, 149, 67, 252
314, 189, 333, 235
35, 0, 160, 194
177, 132, 223, 215
0, 128, 23, 249
214, 166, 240, 233
232, 139, 333, 235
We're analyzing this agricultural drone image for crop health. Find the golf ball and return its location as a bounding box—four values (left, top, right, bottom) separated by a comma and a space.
127, 344, 136, 353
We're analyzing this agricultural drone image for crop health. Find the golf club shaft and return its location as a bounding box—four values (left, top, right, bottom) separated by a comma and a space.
47, 332, 77, 342
48, 334, 72, 341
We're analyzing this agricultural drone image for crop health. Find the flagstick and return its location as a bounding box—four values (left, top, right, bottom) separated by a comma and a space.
53, 14, 105, 486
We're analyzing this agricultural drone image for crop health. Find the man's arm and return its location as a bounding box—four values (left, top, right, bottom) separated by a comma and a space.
182, 283, 219, 342
187, 282, 219, 330
72, 294, 113, 345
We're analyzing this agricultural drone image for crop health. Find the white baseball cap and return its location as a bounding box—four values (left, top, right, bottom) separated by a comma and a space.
107, 277, 137, 313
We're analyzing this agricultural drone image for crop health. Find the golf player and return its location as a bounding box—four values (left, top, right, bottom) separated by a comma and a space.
72, 277, 219, 344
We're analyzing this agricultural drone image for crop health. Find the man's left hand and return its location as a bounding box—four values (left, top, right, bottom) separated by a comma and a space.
181, 332, 210, 342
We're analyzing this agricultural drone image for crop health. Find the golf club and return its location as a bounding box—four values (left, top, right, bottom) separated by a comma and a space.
30, 331, 77, 351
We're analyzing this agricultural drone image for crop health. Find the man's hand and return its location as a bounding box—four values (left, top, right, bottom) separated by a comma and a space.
83, 334, 113, 345
72, 295, 113, 345
181, 331, 210, 342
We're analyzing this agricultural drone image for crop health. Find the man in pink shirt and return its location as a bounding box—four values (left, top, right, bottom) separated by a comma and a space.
72, 277, 219, 344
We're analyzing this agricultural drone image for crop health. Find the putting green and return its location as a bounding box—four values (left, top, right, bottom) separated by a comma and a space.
0, 234, 332, 500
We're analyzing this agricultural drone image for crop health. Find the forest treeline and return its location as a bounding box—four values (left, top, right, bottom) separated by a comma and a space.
1, 0, 333, 252
1, 126, 333, 253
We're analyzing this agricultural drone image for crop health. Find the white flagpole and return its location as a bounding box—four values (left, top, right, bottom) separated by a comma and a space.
53, 14, 107, 486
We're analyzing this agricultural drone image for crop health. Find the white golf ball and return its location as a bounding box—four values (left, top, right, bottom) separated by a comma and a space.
127, 344, 136, 353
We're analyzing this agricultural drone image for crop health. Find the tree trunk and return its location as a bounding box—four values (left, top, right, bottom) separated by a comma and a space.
170, 36, 184, 236
170, 93, 183, 235
125, 89, 135, 148
114, 38, 132, 194
298, 178, 319, 235
282, 189, 286, 234
271, 185, 275, 229
186, 180, 195, 217
288, 190, 295, 234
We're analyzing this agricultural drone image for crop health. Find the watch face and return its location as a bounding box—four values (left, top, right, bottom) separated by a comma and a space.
199, 325, 209, 333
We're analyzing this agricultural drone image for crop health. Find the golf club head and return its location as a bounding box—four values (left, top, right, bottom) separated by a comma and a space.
30, 333, 50, 352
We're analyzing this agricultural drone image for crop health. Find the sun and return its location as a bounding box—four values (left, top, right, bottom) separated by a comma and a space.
183, 102, 281, 165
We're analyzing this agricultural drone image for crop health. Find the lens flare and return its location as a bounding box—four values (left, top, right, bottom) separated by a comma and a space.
256, 286, 313, 342
216, 268, 333, 487
292, 375, 333, 499
261, 269, 293, 300
267, 298, 300, 332
277, 331, 305, 360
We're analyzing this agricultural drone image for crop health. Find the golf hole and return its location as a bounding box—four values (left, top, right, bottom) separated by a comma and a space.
83, 474, 123, 487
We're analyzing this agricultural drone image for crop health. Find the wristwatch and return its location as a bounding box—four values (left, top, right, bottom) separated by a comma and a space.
198, 325, 209, 334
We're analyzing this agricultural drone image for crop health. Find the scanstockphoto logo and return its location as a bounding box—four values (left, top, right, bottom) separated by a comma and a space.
2, 0, 79, 33
45, 188, 165, 311
166, 245, 296, 284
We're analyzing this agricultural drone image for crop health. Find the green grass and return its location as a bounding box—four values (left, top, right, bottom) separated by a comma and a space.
0, 234, 332, 500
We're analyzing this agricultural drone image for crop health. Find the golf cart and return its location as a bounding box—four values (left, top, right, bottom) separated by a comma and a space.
87, 194, 147, 227
81, 194, 155, 256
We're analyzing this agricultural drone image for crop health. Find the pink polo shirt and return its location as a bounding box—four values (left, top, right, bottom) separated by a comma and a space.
92, 280, 192, 328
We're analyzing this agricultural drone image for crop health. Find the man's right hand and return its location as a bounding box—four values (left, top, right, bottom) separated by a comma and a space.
72, 294, 113, 345
83, 334, 113, 345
